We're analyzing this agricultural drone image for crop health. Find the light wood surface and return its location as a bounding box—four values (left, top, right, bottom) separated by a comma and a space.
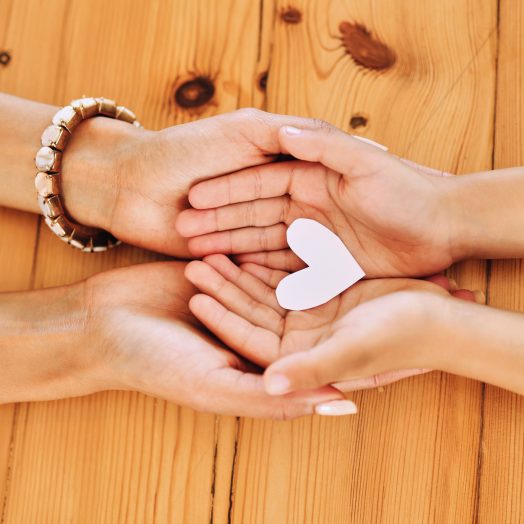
0, 1, 519, 522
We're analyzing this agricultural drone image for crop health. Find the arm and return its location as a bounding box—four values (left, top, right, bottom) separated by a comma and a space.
0, 261, 346, 418
1, 93, 331, 257
432, 297, 524, 394
178, 124, 524, 276
450, 168, 524, 260
0, 283, 100, 403
262, 291, 524, 397
0, 92, 129, 230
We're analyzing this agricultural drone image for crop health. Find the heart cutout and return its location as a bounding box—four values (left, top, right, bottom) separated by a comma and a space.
276, 219, 365, 311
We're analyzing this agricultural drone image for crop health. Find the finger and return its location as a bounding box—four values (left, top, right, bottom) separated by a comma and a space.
189, 294, 280, 366
333, 369, 431, 392
185, 261, 283, 334
177, 196, 290, 237
451, 289, 481, 303
424, 274, 457, 291
263, 331, 356, 394
205, 367, 356, 419
234, 249, 306, 272
278, 125, 387, 175
188, 162, 295, 209
187, 224, 287, 257
239, 263, 289, 289
204, 254, 284, 313
168, 109, 346, 190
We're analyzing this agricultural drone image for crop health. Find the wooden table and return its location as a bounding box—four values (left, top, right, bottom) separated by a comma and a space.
0, 1, 523, 522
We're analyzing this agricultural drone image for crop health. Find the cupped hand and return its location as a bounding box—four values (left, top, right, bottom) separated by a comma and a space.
262, 288, 467, 395
83, 261, 346, 418
184, 255, 477, 392
67, 109, 334, 258
176, 124, 462, 277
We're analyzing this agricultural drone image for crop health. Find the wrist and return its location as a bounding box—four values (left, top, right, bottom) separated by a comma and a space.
437, 175, 474, 263
399, 292, 459, 370
61, 115, 146, 233
423, 294, 478, 372
0, 283, 107, 403
442, 171, 521, 261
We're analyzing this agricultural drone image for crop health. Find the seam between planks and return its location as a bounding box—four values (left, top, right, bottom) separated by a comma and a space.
226, 2, 274, 521
474, 0, 500, 521
208, 416, 220, 524
0, 404, 20, 524
226, 417, 240, 524
406, 23, 499, 154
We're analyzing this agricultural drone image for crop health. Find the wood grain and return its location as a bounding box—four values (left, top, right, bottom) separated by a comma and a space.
231, 0, 495, 522
0, 1, 263, 522
0, 0, 522, 522
478, 1, 524, 521
0, 0, 55, 511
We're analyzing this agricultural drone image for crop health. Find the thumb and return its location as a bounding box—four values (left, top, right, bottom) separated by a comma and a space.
278, 125, 388, 174
264, 332, 356, 395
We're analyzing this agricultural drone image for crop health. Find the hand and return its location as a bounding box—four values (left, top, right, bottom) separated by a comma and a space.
0, 261, 351, 417
176, 124, 464, 276
183, 255, 478, 393
81, 261, 348, 418
262, 289, 471, 395
63, 109, 330, 258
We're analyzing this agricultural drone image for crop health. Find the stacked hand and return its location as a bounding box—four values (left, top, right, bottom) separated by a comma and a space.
184, 255, 475, 397
2, 100, 367, 417
7, 95, 523, 418
63, 109, 336, 258
175, 122, 484, 405
82, 262, 346, 418
176, 124, 463, 276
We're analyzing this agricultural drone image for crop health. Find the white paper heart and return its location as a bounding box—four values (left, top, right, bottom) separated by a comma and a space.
276, 219, 365, 311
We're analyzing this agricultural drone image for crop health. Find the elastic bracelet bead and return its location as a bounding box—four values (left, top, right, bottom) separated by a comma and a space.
34, 97, 141, 252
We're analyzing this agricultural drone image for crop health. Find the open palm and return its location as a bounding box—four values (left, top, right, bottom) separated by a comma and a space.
85, 261, 341, 418
184, 255, 470, 390
177, 126, 458, 277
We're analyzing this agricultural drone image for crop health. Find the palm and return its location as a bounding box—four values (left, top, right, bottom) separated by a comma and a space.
178, 142, 454, 277
277, 160, 452, 277
108, 109, 334, 258
185, 254, 449, 367
86, 262, 339, 418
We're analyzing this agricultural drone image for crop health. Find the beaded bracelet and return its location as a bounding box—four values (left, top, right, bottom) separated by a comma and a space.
35, 97, 141, 252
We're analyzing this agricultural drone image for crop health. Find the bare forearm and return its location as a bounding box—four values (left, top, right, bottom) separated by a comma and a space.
432, 299, 524, 395
450, 168, 524, 260
0, 284, 102, 403
0, 93, 57, 214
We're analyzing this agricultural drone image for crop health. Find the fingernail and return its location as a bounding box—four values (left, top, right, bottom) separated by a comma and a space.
315, 400, 358, 416
283, 125, 302, 136
265, 373, 291, 395
448, 278, 458, 291
473, 290, 486, 304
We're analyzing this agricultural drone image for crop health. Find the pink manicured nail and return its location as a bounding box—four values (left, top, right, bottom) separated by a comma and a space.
265, 373, 291, 395
282, 126, 302, 136
315, 400, 358, 416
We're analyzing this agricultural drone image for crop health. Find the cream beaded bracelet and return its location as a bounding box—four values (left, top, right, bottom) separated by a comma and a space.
35, 97, 141, 252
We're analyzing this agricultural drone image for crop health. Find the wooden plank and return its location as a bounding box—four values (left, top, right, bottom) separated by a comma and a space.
0, 0, 62, 511
230, 0, 496, 522
478, 1, 524, 521
0, 1, 264, 522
